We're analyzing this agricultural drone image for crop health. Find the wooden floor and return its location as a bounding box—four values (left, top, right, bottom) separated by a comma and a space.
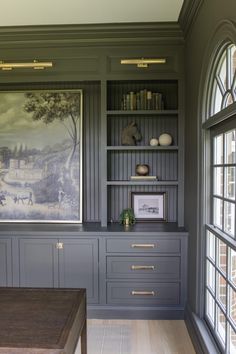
76, 319, 196, 354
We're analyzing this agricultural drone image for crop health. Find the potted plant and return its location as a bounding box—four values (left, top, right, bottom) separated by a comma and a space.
119, 208, 136, 225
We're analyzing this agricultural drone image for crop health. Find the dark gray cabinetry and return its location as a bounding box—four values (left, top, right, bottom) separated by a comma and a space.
18, 237, 99, 304
102, 231, 188, 318
107, 282, 180, 306
59, 238, 99, 303
19, 238, 58, 288
1, 223, 187, 318
0, 238, 12, 286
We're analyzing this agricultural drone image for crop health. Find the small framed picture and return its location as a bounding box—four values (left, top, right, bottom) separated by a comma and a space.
131, 192, 167, 222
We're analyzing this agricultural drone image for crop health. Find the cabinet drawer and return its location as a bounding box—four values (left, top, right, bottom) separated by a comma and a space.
107, 256, 180, 280
107, 282, 180, 306
106, 238, 180, 254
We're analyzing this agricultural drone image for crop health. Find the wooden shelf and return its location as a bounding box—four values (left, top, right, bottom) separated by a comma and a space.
106, 146, 178, 151
107, 110, 178, 115
106, 181, 179, 186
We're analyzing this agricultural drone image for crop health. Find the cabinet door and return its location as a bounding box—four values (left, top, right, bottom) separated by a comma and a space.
0, 239, 12, 286
59, 238, 99, 304
19, 238, 58, 287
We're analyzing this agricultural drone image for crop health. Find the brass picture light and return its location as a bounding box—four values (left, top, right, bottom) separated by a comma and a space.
120, 58, 166, 68
0, 60, 53, 71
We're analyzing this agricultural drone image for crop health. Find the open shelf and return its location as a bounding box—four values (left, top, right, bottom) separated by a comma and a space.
106, 146, 178, 151
107, 110, 179, 115
106, 181, 179, 186
101, 78, 183, 227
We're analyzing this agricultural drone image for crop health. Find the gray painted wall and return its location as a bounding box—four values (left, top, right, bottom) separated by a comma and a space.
184, 0, 236, 312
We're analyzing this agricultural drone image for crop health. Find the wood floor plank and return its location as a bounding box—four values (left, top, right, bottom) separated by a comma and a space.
75, 319, 196, 354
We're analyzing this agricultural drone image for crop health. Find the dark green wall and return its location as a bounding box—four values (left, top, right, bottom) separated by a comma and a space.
184, 0, 236, 312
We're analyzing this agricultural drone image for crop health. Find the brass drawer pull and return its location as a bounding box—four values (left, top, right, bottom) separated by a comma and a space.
131, 243, 156, 249
131, 265, 155, 270
131, 291, 155, 296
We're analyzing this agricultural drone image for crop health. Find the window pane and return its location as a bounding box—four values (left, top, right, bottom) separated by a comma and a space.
218, 54, 227, 91
225, 93, 234, 107
216, 271, 226, 309
230, 45, 236, 87
206, 260, 215, 292
216, 305, 226, 346
217, 239, 227, 275
225, 166, 235, 200
213, 83, 223, 115
229, 286, 236, 326
225, 130, 236, 164
213, 197, 223, 228
224, 201, 235, 236
214, 134, 223, 164
206, 289, 215, 325
230, 325, 236, 354
206, 231, 215, 262
214, 167, 223, 196
230, 249, 236, 287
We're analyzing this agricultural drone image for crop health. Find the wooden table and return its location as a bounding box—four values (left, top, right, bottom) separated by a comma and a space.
0, 288, 87, 354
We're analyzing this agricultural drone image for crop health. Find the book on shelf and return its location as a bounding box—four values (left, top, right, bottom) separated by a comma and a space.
130, 175, 158, 181
121, 89, 164, 111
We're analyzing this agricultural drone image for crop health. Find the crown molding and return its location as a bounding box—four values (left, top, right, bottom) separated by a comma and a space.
0, 22, 184, 48
178, 0, 203, 37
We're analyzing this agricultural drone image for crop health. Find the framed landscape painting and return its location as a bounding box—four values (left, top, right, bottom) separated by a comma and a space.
131, 192, 166, 222
0, 89, 83, 223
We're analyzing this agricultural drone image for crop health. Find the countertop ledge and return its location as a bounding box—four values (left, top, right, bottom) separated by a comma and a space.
0, 222, 188, 236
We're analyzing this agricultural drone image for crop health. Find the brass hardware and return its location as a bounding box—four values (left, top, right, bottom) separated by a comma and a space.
56, 242, 64, 249
131, 243, 156, 249
131, 291, 155, 296
0, 60, 53, 71
121, 58, 166, 68
131, 265, 155, 270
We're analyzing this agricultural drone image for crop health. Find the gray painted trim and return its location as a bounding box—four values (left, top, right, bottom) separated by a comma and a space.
0, 22, 184, 46
88, 306, 185, 319
202, 102, 236, 130
178, 0, 203, 38
185, 305, 221, 354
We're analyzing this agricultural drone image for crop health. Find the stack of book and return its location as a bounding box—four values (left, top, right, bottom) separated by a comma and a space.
130, 176, 158, 181
121, 90, 164, 111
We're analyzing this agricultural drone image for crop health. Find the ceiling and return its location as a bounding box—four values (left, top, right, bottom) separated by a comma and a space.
0, 0, 184, 27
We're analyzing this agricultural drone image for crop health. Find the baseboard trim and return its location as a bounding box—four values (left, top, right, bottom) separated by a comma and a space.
185, 305, 221, 354
88, 305, 184, 319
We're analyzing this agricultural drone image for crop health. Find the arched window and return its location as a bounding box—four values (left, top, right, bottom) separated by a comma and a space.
208, 43, 236, 117
203, 41, 236, 353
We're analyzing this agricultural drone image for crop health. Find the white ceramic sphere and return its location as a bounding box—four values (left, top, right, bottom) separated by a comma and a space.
158, 133, 172, 146
149, 138, 159, 146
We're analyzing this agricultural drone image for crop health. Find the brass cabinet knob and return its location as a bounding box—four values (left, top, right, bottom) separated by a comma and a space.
56, 242, 64, 249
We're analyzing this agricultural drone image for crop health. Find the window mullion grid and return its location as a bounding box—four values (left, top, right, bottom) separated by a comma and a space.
226, 244, 229, 352
231, 70, 236, 101
216, 75, 226, 96
223, 133, 226, 233
226, 47, 232, 90
214, 232, 217, 333
235, 135, 236, 242
211, 133, 216, 225
205, 43, 236, 353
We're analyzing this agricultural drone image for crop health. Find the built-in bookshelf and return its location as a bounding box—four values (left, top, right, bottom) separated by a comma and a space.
101, 79, 184, 227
